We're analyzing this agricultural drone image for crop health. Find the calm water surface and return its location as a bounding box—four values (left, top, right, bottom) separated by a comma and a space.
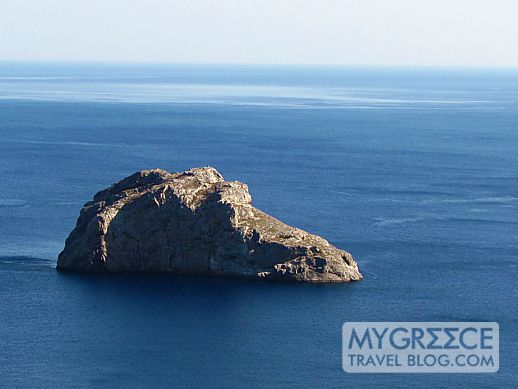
0, 64, 517, 387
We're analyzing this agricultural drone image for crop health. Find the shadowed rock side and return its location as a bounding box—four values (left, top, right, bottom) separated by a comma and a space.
57, 167, 362, 282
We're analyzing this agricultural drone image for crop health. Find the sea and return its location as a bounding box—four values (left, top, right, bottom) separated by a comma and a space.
0, 63, 517, 388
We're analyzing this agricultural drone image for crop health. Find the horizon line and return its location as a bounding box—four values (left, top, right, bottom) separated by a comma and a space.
1, 60, 518, 71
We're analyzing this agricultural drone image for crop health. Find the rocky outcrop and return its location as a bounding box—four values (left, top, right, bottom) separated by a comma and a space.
57, 167, 362, 282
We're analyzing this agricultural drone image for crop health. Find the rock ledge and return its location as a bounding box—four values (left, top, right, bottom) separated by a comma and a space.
57, 167, 362, 282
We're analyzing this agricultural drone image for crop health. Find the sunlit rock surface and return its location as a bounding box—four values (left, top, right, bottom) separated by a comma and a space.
57, 167, 362, 282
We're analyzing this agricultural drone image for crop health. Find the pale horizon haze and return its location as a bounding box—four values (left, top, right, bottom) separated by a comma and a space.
1, 0, 518, 67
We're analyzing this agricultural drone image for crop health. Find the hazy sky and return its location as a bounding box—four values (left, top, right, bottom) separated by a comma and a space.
1, 0, 517, 66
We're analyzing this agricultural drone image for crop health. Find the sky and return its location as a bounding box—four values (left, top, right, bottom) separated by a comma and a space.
1, 0, 517, 67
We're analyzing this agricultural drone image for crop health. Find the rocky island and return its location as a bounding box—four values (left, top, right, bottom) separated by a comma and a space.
57, 167, 362, 282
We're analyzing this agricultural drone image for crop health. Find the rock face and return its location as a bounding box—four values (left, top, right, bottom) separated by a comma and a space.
57, 167, 362, 282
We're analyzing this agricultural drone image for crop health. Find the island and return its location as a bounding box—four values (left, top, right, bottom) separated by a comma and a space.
57, 167, 362, 282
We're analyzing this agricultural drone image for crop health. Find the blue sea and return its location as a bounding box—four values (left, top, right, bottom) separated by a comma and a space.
0, 63, 517, 387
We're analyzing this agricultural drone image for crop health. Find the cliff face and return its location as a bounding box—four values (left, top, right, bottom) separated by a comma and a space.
57, 167, 362, 282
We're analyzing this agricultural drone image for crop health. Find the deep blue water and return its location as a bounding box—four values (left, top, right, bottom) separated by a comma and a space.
0, 63, 517, 387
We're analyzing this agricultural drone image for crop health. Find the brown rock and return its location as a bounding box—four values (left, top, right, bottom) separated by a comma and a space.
57, 167, 362, 282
